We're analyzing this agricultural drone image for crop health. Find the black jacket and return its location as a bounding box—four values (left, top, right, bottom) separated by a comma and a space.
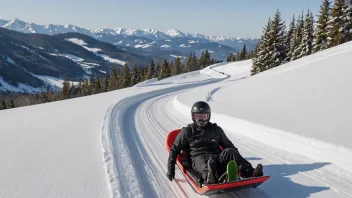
167, 122, 238, 171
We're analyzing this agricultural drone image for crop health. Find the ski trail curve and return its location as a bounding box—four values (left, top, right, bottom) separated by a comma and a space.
136, 89, 352, 198
101, 74, 352, 198
101, 78, 226, 198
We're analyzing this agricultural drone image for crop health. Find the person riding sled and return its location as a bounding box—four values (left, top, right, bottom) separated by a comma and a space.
166, 101, 263, 184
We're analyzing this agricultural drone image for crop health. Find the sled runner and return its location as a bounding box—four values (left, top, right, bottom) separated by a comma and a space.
166, 129, 270, 195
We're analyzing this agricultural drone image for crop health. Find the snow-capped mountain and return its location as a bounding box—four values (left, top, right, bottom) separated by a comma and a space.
1, 19, 92, 35
0, 18, 258, 56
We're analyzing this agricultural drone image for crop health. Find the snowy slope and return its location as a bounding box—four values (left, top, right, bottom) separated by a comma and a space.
1, 42, 352, 198
176, 41, 352, 171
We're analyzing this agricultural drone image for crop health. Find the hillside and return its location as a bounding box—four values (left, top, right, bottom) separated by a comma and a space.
0, 28, 148, 92
1, 41, 352, 198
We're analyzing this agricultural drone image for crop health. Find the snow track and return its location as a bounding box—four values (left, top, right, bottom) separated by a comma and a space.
101, 78, 225, 198
102, 79, 352, 198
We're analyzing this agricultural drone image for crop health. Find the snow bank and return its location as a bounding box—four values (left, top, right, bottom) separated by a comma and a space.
173, 96, 352, 173
174, 41, 352, 173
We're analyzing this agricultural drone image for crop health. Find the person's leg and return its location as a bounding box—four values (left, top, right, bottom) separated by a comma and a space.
192, 155, 210, 181
192, 155, 218, 183
217, 148, 255, 178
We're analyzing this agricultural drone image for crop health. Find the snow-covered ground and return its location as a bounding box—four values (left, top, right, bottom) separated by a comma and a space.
0, 76, 43, 93
66, 38, 126, 65
1, 41, 352, 198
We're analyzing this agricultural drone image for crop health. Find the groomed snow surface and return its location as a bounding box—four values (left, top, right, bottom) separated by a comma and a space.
1, 41, 352, 198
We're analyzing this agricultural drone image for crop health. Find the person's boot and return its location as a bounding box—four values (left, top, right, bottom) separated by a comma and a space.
205, 159, 216, 184
252, 164, 264, 177
226, 160, 238, 182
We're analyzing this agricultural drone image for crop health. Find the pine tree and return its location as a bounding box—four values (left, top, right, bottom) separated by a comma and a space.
313, 0, 332, 53
109, 66, 118, 91
95, 78, 102, 94
204, 50, 211, 66
192, 53, 198, 70
285, 15, 296, 62
267, 9, 287, 69
145, 59, 155, 80
138, 66, 145, 83
251, 18, 273, 75
297, 10, 315, 58
172, 57, 181, 75
131, 63, 141, 85
77, 81, 82, 97
239, 44, 248, 60
185, 53, 193, 72
88, 74, 95, 95
61, 76, 70, 99
104, 70, 110, 92
198, 51, 206, 69
160, 59, 171, 79
292, 13, 305, 61
227, 53, 234, 62
327, 0, 344, 47
10, 99, 15, 108
341, 0, 352, 42
116, 66, 122, 89
40, 92, 50, 103
1, 100, 6, 110
155, 62, 160, 78
121, 63, 130, 88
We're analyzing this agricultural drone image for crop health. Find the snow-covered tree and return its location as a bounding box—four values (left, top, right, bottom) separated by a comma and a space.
291, 14, 305, 61
297, 10, 315, 58
326, 0, 344, 47
341, 0, 352, 42
267, 9, 287, 69
251, 18, 272, 75
313, 0, 332, 53
285, 15, 296, 62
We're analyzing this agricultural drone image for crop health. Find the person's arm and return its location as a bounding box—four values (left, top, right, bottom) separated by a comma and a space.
218, 126, 240, 153
166, 127, 189, 181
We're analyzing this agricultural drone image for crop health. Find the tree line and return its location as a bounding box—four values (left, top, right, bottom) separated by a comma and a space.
251, 0, 351, 75
0, 50, 222, 110
226, 43, 256, 62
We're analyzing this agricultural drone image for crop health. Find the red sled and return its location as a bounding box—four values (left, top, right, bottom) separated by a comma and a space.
166, 129, 270, 195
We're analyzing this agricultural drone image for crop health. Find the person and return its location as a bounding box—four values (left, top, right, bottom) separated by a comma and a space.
166, 101, 263, 184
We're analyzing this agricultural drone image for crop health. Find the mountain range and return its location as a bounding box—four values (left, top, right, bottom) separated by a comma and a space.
0, 19, 258, 61
0, 18, 259, 93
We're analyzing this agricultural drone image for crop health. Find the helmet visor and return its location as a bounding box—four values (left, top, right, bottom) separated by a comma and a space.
193, 113, 209, 121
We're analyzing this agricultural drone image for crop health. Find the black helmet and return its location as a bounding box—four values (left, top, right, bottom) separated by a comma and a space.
191, 101, 211, 127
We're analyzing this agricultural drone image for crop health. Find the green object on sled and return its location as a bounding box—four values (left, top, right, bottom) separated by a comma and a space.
226, 160, 238, 182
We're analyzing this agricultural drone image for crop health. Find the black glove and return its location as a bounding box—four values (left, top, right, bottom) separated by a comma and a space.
166, 167, 175, 181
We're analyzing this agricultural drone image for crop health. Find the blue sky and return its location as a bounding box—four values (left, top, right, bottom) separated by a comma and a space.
0, 0, 321, 38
